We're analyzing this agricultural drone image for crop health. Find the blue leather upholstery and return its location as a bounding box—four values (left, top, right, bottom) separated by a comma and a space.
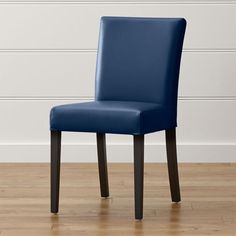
51, 101, 174, 135
50, 17, 186, 135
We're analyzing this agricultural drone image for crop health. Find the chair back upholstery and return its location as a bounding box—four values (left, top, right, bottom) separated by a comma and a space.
95, 17, 186, 115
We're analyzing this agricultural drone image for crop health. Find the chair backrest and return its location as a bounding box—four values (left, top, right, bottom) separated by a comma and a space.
95, 16, 186, 110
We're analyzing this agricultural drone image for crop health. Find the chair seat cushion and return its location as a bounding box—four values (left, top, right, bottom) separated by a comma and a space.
50, 101, 176, 135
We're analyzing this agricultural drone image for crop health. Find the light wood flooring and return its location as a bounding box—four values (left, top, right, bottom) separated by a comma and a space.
0, 163, 236, 235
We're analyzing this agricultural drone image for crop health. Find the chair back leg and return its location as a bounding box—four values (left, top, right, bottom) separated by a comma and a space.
51, 131, 61, 213
96, 133, 109, 197
133, 135, 144, 220
165, 128, 181, 202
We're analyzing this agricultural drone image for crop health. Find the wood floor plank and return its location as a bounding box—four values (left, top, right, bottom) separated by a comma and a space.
0, 163, 236, 235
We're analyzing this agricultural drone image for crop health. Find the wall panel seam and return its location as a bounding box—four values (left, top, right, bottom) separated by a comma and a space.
0, 49, 236, 53
0, 1, 236, 4
1, 96, 236, 101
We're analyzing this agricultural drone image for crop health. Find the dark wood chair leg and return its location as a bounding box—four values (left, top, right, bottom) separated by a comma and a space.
165, 128, 181, 202
133, 135, 144, 220
51, 131, 61, 213
96, 133, 109, 197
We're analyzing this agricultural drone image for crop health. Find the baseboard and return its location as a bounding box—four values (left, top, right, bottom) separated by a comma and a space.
0, 142, 235, 162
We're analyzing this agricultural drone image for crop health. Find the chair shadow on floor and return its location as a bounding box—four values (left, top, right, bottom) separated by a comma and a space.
167, 203, 182, 235
47, 200, 183, 236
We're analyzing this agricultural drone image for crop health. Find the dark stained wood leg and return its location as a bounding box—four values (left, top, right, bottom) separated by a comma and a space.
165, 128, 181, 202
96, 133, 109, 198
133, 135, 145, 220
51, 131, 61, 213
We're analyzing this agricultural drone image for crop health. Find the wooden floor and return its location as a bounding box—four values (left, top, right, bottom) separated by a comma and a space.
0, 163, 236, 235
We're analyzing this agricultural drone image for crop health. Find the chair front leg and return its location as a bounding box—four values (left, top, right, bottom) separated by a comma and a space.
51, 131, 61, 213
133, 135, 144, 220
96, 133, 109, 197
165, 128, 181, 202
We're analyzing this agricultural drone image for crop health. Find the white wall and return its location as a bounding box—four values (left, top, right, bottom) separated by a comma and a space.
0, 0, 236, 162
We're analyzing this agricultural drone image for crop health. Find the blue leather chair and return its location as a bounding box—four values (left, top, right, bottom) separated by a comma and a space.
50, 16, 186, 219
